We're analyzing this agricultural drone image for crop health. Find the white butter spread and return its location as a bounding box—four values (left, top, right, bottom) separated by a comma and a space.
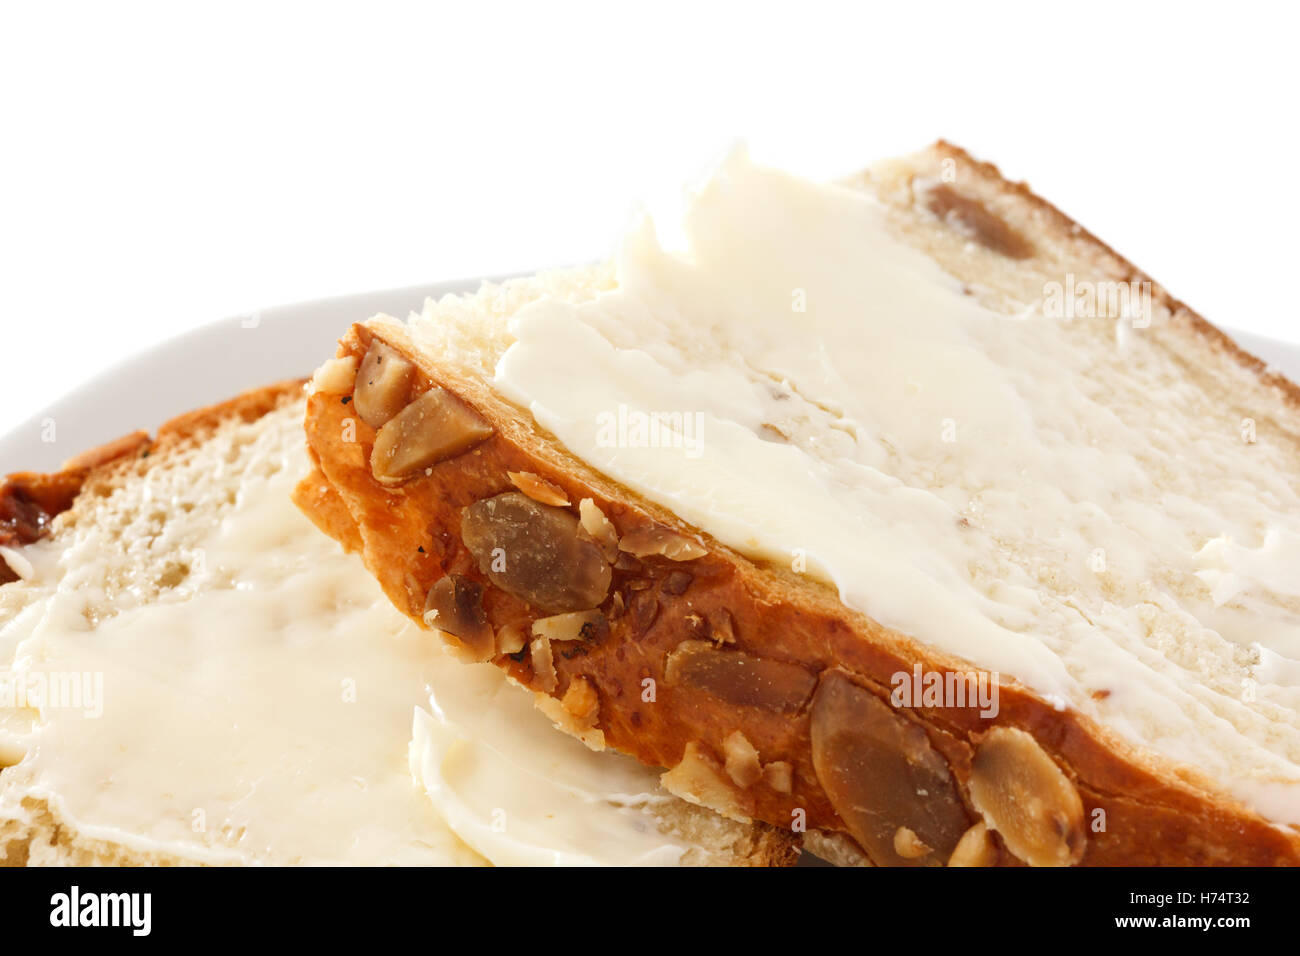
0, 404, 685, 864
410, 660, 687, 866
491, 149, 1300, 824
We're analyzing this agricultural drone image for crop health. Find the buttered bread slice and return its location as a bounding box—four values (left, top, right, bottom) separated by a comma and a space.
300, 143, 1300, 866
0, 384, 794, 866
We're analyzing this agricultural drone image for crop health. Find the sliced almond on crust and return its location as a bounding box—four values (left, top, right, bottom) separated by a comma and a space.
371, 387, 494, 484
618, 526, 707, 561
664, 640, 816, 714
508, 470, 570, 507
461, 492, 611, 613
969, 726, 1085, 867
354, 341, 416, 428
809, 669, 969, 867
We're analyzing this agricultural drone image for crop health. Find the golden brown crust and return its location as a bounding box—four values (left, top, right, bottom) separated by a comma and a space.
303, 315, 1300, 866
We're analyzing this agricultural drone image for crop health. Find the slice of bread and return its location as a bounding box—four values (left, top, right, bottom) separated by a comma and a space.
299, 142, 1300, 866
0, 383, 795, 866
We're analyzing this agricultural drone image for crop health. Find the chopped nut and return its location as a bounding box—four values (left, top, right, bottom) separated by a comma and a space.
508, 470, 570, 507
536, 691, 604, 751
629, 590, 659, 633
722, 731, 763, 788
310, 355, 358, 396
561, 675, 600, 724
531, 609, 604, 643
371, 387, 494, 484
618, 526, 707, 561
969, 726, 1085, 867
530, 635, 557, 693
664, 640, 816, 714
461, 492, 611, 613
893, 827, 932, 860
423, 575, 494, 661
947, 821, 999, 867
578, 498, 620, 562
763, 761, 793, 794
495, 623, 527, 656
659, 743, 750, 824
809, 669, 968, 867
608, 591, 626, 619
354, 341, 416, 428
661, 570, 693, 595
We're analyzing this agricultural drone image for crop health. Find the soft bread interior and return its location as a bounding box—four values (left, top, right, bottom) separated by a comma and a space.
362, 144, 1300, 827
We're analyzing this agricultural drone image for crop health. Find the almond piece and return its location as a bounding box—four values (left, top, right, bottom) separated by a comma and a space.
531, 609, 604, 643
809, 669, 969, 867
722, 730, 763, 788
618, 526, 707, 561
462, 492, 611, 613
763, 761, 793, 794
423, 575, 494, 662
508, 470, 570, 507
660, 743, 750, 824
371, 387, 494, 484
354, 341, 416, 428
578, 498, 620, 562
969, 726, 1085, 867
530, 635, 557, 693
664, 640, 816, 715
947, 821, 999, 867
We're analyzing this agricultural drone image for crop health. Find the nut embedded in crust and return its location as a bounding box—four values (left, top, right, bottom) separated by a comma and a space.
618, 525, 708, 561
536, 690, 605, 751
561, 675, 600, 724
809, 669, 969, 867
664, 640, 817, 714
722, 730, 763, 788
508, 470, 570, 507
495, 622, 527, 656
529, 635, 557, 693
461, 492, 612, 613
310, 355, 359, 396
969, 726, 1085, 867
947, 821, 999, 867
578, 498, 620, 562
531, 609, 604, 643
423, 575, 495, 661
762, 761, 793, 794
893, 827, 931, 860
660, 742, 751, 824
353, 341, 416, 428
370, 386, 494, 485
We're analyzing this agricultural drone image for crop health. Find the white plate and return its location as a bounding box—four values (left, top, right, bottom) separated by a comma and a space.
0, 278, 484, 473
3, 281, 1299, 473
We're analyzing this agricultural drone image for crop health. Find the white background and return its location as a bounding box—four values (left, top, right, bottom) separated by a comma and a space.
2, 1, 1297, 444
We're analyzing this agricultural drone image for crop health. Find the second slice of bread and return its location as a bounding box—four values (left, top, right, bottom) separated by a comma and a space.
299, 143, 1300, 866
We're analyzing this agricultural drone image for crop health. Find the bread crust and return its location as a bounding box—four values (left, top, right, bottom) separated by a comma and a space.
300, 147, 1300, 866
0, 381, 306, 554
